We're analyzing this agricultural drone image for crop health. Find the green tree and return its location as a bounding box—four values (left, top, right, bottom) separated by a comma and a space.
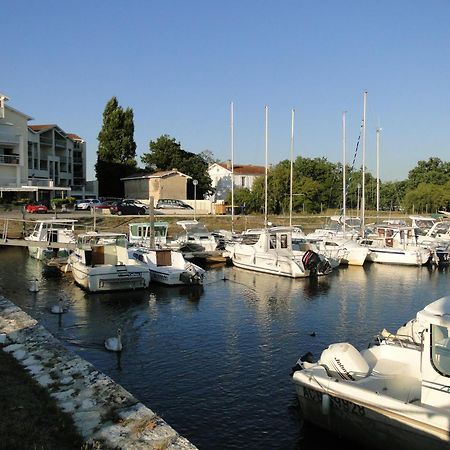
95, 97, 138, 197
96, 97, 137, 165
406, 157, 450, 189
379, 180, 407, 211
403, 182, 450, 213
141, 135, 212, 198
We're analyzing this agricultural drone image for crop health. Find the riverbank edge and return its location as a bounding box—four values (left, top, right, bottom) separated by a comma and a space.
0, 296, 197, 449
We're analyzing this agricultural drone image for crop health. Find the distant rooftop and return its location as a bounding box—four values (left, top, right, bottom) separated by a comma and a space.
217, 162, 265, 175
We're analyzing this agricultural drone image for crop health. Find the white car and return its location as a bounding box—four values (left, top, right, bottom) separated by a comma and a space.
75, 199, 101, 210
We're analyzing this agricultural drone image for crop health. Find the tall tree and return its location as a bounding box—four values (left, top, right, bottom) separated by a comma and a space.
96, 97, 138, 197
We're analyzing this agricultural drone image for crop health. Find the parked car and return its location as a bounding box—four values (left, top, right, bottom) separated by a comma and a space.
156, 199, 193, 209
109, 199, 149, 215
74, 199, 102, 210
93, 200, 116, 210
25, 202, 48, 214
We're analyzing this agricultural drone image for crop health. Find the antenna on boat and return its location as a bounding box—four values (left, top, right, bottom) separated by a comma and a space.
289, 108, 295, 227
264, 105, 269, 228
361, 90, 367, 235
230, 101, 235, 234
342, 111, 347, 236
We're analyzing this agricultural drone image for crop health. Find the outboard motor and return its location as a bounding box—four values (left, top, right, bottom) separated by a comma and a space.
302, 250, 321, 274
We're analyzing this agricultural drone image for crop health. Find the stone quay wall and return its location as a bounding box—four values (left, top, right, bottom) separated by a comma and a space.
0, 296, 197, 450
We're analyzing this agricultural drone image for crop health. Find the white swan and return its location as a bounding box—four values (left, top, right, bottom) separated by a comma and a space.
29, 279, 39, 292
105, 329, 123, 352
51, 298, 65, 314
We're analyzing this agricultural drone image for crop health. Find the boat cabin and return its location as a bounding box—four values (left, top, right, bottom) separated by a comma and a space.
416, 296, 450, 407
75, 232, 129, 266
128, 221, 169, 246
241, 227, 295, 254
27, 219, 77, 244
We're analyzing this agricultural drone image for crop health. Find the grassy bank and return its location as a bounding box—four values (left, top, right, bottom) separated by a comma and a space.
0, 209, 409, 241
0, 347, 90, 450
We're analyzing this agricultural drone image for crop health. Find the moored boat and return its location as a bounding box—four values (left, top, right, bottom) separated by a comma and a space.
24, 219, 77, 262
226, 226, 332, 278
68, 232, 150, 292
128, 246, 205, 286
291, 295, 450, 450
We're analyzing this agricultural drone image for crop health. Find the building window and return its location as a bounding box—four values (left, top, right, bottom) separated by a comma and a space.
241, 176, 245, 187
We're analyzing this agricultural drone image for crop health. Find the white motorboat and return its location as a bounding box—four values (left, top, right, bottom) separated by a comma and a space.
168, 220, 221, 259
410, 215, 437, 236
291, 294, 450, 450
68, 232, 150, 292
24, 219, 77, 262
361, 224, 432, 266
128, 246, 205, 286
303, 217, 368, 266
415, 220, 450, 266
290, 232, 342, 269
226, 226, 333, 278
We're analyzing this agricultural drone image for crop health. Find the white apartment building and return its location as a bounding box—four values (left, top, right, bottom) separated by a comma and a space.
208, 161, 265, 201
0, 93, 89, 201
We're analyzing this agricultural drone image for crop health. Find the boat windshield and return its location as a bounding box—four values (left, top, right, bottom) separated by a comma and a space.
431, 324, 450, 376
241, 233, 260, 245
429, 222, 450, 238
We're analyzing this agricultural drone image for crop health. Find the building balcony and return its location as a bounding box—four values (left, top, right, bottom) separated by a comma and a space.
0, 154, 20, 165
39, 136, 53, 145
55, 139, 67, 148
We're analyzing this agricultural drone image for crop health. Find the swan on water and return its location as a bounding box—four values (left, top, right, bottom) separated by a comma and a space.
105, 329, 123, 352
29, 279, 39, 292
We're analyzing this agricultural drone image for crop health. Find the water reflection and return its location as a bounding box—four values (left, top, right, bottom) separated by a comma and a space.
0, 247, 449, 450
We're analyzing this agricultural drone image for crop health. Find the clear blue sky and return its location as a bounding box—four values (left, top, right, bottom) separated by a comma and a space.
3, 0, 450, 182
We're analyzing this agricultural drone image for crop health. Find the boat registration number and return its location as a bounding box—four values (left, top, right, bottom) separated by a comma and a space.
303, 386, 365, 416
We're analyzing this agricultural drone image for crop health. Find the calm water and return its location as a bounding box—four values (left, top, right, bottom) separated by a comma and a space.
1, 246, 449, 450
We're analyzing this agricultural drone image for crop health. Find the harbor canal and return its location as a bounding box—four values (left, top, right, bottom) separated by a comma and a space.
0, 245, 449, 449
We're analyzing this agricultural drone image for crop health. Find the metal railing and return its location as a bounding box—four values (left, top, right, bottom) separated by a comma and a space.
0, 154, 20, 164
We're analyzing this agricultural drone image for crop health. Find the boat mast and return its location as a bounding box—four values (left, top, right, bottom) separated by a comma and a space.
376, 126, 381, 217
361, 91, 367, 234
342, 111, 346, 235
289, 108, 295, 227
230, 101, 235, 233
264, 105, 268, 228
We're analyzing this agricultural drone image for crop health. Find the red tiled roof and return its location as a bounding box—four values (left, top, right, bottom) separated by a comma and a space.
67, 133, 83, 141
28, 124, 57, 132
218, 162, 265, 175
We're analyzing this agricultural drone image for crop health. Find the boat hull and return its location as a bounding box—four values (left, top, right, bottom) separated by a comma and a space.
341, 247, 369, 266
150, 268, 203, 286
231, 253, 310, 278
367, 248, 431, 266
294, 383, 449, 450
71, 263, 150, 292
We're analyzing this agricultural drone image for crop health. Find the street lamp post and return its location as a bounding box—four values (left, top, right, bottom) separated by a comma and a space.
193, 180, 198, 221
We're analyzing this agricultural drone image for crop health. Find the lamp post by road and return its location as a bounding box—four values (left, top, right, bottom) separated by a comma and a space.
193, 179, 198, 220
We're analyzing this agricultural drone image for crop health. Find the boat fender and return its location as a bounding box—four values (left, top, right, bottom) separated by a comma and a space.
321, 393, 330, 415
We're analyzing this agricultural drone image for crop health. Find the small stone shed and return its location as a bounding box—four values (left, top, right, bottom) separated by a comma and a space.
121, 169, 191, 204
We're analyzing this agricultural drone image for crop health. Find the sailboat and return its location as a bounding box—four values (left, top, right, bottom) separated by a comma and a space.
304, 108, 369, 266
227, 106, 332, 277
358, 115, 433, 266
